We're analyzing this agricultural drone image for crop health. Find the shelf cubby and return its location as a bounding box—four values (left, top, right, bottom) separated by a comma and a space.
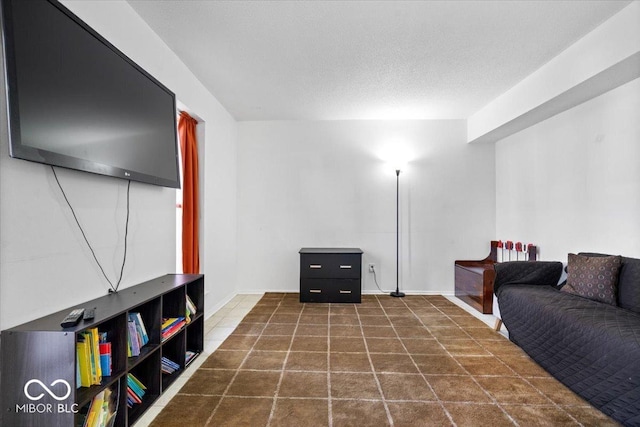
75, 313, 128, 407
186, 315, 204, 367
74, 380, 122, 427
162, 287, 186, 319
126, 351, 161, 426
129, 298, 162, 346
161, 329, 186, 390
187, 277, 205, 314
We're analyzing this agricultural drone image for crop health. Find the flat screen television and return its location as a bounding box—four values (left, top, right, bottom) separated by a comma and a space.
1, 0, 181, 189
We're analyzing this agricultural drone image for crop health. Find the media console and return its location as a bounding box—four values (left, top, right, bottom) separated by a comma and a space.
0, 274, 204, 427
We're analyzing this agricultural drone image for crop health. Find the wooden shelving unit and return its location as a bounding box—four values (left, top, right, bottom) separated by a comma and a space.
0, 274, 204, 427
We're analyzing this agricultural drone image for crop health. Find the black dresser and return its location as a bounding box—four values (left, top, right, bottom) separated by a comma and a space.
299, 248, 363, 303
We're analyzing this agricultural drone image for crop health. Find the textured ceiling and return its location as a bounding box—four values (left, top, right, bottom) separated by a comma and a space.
127, 0, 631, 121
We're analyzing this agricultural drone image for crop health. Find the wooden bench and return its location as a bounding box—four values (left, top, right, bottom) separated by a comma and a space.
454, 241, 537, 315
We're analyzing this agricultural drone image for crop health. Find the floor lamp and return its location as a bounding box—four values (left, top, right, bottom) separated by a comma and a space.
390, 169, 405, 298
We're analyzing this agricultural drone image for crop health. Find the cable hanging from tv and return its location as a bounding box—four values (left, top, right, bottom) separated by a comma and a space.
51, 166, 130, 293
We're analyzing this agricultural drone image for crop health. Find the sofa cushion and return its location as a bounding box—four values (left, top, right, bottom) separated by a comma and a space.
618, 256, 640, 314
578, 253, 640, 314
493, 261, 563, 294
562, 253, 621, 306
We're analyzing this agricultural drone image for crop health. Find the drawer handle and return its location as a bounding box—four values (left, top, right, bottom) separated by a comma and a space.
339, 290, 352, 294
309, 289, 322, 293
309, 265, 322, 269
339, 265, 352, 269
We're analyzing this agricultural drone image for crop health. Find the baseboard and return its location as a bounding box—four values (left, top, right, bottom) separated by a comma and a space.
237, 288, 454, 296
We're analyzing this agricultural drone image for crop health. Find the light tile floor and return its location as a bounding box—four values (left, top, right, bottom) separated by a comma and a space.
135, 292, 502, 426
445, 294, 509, 338
135, 293, 264, 426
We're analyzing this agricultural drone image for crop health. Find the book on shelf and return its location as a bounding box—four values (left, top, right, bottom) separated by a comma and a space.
99, 345, 112, 377
127, 312, 149, 358
129, 312, 149, 345
89, 328, 102, 383
126, 373, 147, 408
76, 355, 82, 388
77, 327, 103, 387
127, 321, 140, 357
161, 317, 186, 341
77, 336, 92, 388
186, 294, 197, 323
185, 350, 198, 366
126, 388, 142, 407
161, 356, 181, 375
81, 385, 117, 427
98, 332, 112, 377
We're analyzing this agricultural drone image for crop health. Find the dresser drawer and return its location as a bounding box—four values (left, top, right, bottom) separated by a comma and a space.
300, 279, 332, 303
300, 253, 361, 279
330, 279, 361, 303
300, 279, 361, 303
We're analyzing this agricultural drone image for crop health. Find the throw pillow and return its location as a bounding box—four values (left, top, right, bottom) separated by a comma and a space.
561, 253, 621, 305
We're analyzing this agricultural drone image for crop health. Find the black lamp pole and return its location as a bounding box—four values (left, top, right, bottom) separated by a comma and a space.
390, 169, 405, 297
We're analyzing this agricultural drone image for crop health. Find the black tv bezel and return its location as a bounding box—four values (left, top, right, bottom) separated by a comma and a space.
1, 0, 181, 189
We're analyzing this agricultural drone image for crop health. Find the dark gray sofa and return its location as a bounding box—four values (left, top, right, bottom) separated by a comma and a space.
494, 254, 640, 426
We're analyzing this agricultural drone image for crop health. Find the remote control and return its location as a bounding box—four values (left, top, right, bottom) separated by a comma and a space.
83, 308, 95, 321
61, 308, 85, 328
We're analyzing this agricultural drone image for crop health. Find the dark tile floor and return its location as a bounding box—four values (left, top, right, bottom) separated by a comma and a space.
151, 293, 619, 426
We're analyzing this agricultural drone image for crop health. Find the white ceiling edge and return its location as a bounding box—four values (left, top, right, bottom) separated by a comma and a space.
467, 1, 640, 144
468, 52, 640, 144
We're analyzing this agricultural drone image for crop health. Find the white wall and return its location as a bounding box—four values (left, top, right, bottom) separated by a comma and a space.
237, 120, 495, 295
0, 1, 238, 329
496, 77, 640, 261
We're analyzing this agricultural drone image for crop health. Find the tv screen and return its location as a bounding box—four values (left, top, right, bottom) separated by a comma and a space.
1, 0, 181, 189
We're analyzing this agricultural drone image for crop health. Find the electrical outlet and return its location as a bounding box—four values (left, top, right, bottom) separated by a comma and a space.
368, 263, 375, 272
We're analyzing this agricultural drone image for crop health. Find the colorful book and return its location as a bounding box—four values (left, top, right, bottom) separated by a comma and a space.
162, 322, 183, 337
98, 333, 112, 376
161, 317, 181, 330
89, 328, 102, 383
99, 342, 112, 376
161, 356, 181, 374
77, 337, 92, 387
137, 313, 149, 344
83, 390, 104, 427
128, 312, 149, 346
127, 321, 140, 357
126, 388, 142, 407
185, 350, 198, 366
98, 387, 114, 427
127, 373, 147, 399
161, 317, 186, 341
186, 294, 197, 315
81, 385, 116, 427
76, 355, 82, 388
186, 295, 197, 323
78, 328, 102, 385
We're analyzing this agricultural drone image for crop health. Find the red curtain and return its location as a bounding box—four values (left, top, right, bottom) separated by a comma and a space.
178, 112, 200, 274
